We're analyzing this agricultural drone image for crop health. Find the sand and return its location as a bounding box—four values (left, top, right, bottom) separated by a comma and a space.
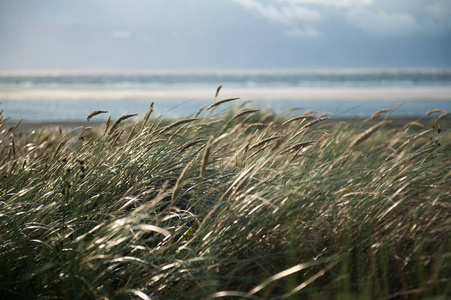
1, 86, 451, 101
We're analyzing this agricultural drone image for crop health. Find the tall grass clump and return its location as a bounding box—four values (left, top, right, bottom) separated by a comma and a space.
0, 101, 450, 299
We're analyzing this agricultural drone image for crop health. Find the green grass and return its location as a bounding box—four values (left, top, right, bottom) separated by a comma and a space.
1, 101, 450, 299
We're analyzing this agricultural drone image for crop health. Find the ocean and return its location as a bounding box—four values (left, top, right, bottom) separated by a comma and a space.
1, 69, 451, 123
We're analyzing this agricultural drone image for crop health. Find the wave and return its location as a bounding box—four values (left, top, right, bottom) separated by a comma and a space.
1, 68, 451, 89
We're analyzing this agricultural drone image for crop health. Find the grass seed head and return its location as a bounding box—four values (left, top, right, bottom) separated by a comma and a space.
426, 108, 447, 116
104, 115, 112, 136
286, 106, 304, 112
109, 114, 138, 135
349, 120, 392, 149
200, 136, 214, 180
172, 162, 192, 203
141, 102, 154, 131
402, 121, 424, 131
158, 118, 198, 136
281, 116, 312, 127
435, 111, 450, 122
364, 109, 391, 123
215, 85, 222, 98
207, 97, 240, 110
87, 110, 108, 121
179, 138, 208, 153
232, 109, 259, 120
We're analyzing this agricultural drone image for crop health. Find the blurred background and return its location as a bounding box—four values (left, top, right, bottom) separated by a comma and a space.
1, 0, 450, 122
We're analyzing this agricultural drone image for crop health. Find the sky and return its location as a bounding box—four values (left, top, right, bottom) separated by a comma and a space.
0, 0, 450, 71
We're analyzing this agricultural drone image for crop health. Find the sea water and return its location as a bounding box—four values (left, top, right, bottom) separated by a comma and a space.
1, 69, 451, 123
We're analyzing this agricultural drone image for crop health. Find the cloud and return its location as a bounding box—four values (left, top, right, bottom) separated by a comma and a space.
236, 0, 288, 25
231, 0, 321, 36
278, 0, 372, 7
282, 5, 321, 21
111, 31, 132, 39
343, 0, 451, 35
346, 8, 417, 35
425, 2, 451, 29
232, 0, 451, 38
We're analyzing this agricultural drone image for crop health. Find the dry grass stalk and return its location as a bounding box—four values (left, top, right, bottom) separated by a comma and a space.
384, 102, 404, 120
37, 132, 52, 145
395, 128, 434, 152
240, 114, 255, 126
52, 139, 66, 160
301, 117, 329, 130
126, 123, 138, 143
200, 136, 214, 180
245, 123, 270, 130
104, 115, 112, 136
158, 118, 198, 136
364, 109, 391, 123
207, 97, 240, 110
7, 160, 17, 177
194, 105, 207, 118
402, 148, 434, 165
7, 119, 22, 134
349, 120, 392, 149
109, 114, 138, 135
145, 139, 165, 152
232, 109, 259, 120
167, 124, 194, 142
132, 182, 172, 213
77, 127, 92, 141
239, 100, 253, 109
140, 102, 154, 132
109, 130, 124, 146
319, 112, 333, 118
10, 134, 16, 158
286, 106, 304, 112
0, 153, 8, 167
281, 140, 316, 155
281, 116, 312, 127
260, 113, 275, 123
165, 164, 185, 174
402, 121, 424, 131
313, 133, 332, 149
86, 110, 108, 121
215, 85, 222, 98
172, 162, 192, 203
196, 120, 222, 128
246, 147, 267, 162
287, 117, 329, 143
0, 118, 11, 132
250, 135, 284, 150
146, 119, 162, 135
304, 110, 317, 116
228, 171, 253, 202
426, 108, 447, 116
179, 138, 208, 153
435, 111, 450, 122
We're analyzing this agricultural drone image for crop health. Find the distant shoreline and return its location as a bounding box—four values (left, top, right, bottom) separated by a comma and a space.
2, 86, 451, 101
2, 67, 451, 76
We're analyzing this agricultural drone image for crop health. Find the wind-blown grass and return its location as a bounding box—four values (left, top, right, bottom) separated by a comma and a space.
0, 101, 450, 299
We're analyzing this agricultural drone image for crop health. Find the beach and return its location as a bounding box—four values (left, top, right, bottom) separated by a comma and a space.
2, 70, 451, 122
2, 86, 451, 101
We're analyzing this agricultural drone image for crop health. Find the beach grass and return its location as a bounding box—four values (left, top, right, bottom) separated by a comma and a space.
0, 101, 450, 299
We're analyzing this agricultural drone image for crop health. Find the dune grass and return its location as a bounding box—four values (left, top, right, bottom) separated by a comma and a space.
0, 100, 450, 299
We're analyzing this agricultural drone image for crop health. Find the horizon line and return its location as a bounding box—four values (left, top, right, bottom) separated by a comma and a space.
1, 67, 451, 76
